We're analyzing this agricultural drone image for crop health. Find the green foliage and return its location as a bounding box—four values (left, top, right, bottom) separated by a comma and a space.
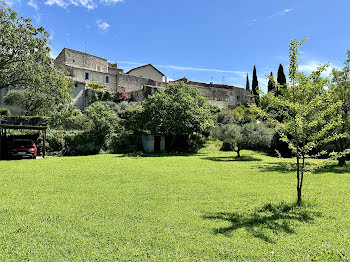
108, 133, 141, 153
0, 3, 74, 118
329, 50, 350, 166
87, 82, 107, 89
211, 122, 273, 157
0, 108, 10, 116
90, 89, 114, 103
252, 65, 260, 106
262, 38, 343, 205
140, 82, 214, 136
85, 102, 121, 147
216, 105, 257, 126
0, 2, 50, 90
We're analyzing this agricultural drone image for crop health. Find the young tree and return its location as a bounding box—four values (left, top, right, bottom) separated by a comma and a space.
246, 73, 250, 91
330, 50, 350, 166
276, 64, 287, 96
267, 72, 275, 93
211, 123, 273, 158
263, 39, 342, 205
252, 65, 260, 106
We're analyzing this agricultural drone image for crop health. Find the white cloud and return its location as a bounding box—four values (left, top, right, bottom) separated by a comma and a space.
119, 61, 246, 76
299, 61, 339, 77
248, 18, 257, 27
96, 19, 110, 31
268, 8, 293, 19
4, 0, 21, 7
99, 0, 123, 4
45, 0, 67, 8
27, 0, 39, 10
44, 0, 122, 9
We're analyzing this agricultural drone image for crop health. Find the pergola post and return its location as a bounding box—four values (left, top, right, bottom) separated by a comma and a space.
42, 129, 46, 158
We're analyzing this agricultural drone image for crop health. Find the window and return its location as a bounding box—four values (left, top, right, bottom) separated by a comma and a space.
96, 65, 102, 72
84, 72, 90, 80
237, 95, 240, 101
105, 76, 109, 84
74, 83, 78, 87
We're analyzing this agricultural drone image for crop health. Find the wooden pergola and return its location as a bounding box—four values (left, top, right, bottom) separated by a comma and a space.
0, 124, 47, 159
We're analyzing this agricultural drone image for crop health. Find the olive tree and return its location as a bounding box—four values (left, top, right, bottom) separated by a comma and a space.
211, 122, 273, 158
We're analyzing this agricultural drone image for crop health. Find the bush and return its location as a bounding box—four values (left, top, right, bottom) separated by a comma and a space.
46, 130, 101, 156
0, 108, 10, 116
108, 133, 141, 154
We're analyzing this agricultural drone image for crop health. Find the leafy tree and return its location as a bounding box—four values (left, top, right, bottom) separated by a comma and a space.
262, 39, 342, 205
211, 123, 273, 158
252, 65, 260, 106
277, 64, 287, 96
246, 73, 250, 91
216, 105, 257, 126
4, 68, 73, 116
267, 72, 275, 93
330, 50, 350, 166
1, 2, 50, 90
0, 2, 74, 118
139, 82, 214, 148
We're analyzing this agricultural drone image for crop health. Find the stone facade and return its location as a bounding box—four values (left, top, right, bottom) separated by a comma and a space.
54, 48, 167, 109
170, 78, 253, 109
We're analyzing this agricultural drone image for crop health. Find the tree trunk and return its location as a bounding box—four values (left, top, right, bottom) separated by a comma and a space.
297, 187, 302, 205
236, 150, 241, 158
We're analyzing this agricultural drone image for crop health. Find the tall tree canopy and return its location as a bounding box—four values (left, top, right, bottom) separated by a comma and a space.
276, 64, 287, 96
246, 73, 250, 91
267, 72, 275, 93
252, 65, 260, 106
0, 2, 74, 117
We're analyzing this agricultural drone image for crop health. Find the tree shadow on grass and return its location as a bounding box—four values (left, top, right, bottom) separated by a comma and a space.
257, 162, 350, 174
314, 164, 350, 174
201, 155, 262, 162
115, 152, 206, 158
257, 162, 294, 173
203, 202, 322, 243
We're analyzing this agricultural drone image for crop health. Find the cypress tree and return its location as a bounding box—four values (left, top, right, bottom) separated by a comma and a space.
267, 72, 275, 93
246, 73, 250, 91
252, 65, 260, 106
277, 64, 287, 96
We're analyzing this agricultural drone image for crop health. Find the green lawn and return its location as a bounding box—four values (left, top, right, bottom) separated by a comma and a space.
0, 145, 350, 261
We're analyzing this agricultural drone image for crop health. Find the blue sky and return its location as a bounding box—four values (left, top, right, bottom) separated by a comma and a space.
5, 0, 350, 91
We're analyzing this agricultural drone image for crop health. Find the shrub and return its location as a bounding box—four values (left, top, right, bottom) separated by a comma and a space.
108, 133, 141, 154
0, 108, 11, 116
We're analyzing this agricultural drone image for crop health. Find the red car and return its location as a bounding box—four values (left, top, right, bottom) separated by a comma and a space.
9, 140, 37, 159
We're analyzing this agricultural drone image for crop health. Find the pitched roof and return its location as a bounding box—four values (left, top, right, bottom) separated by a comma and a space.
126, 64, 165, 76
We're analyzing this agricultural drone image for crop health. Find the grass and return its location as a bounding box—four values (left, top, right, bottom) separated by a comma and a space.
0, 144, 350, 261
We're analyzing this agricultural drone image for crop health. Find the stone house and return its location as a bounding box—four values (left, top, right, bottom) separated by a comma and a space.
169, 78, 253, 109
54, 48, 167, 110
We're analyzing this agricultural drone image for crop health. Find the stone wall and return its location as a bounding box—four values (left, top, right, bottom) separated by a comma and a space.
116, 72, 167, 93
